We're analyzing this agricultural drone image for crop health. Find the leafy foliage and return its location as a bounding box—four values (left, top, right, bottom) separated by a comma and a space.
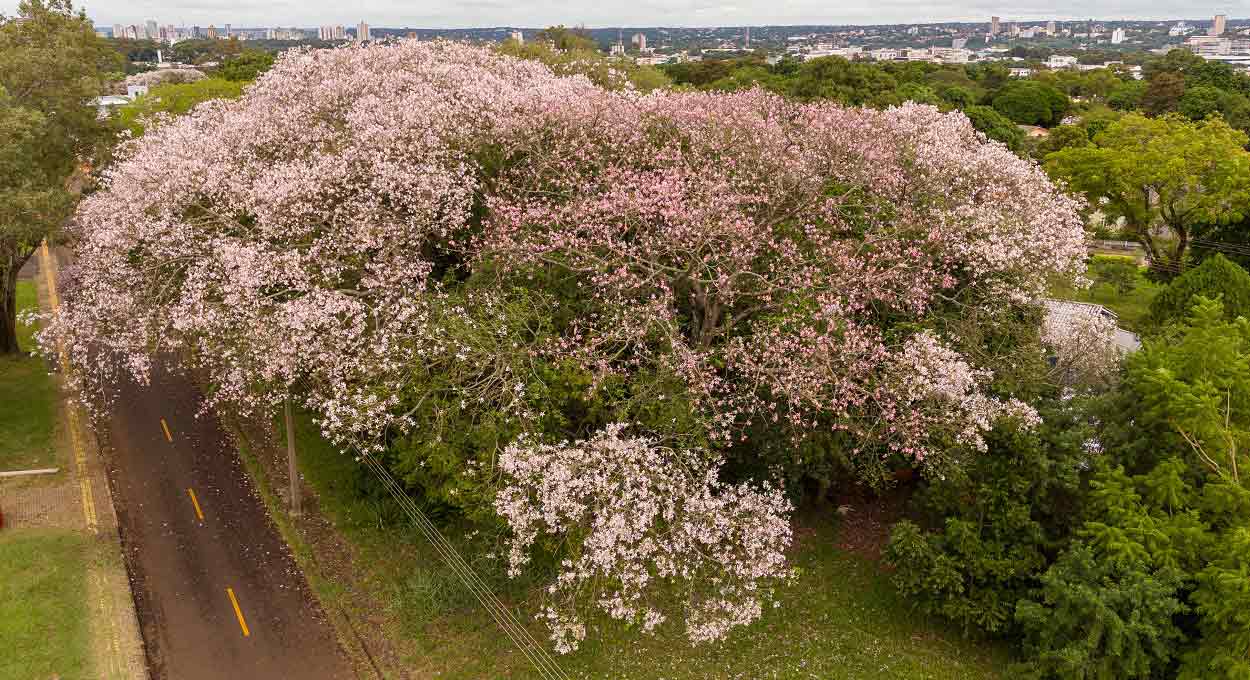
992, 80, 1070, 127
1046, 114, 1250, 275
116, 78, 245, 135
216, 50, 275, 81
1150, 254, 1250, 327
885, 401, 1091, 637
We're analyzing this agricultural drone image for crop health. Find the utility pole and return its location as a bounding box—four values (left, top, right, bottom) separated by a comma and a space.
285, 398, 301, 516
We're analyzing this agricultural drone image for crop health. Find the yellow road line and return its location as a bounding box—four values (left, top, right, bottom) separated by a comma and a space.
226, 588, 251, 637
186, 488, 205, 522
41, 242, 98, 535
160, 418, 173, 442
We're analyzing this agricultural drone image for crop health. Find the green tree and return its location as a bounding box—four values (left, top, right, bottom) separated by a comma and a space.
117, 78, 246, 135
1149, 254, 1250, 326
1133, 296, 1250, 483
1046, 114, 1250, 274
0, 0, 118, 354
216, 49, 275, 81
1106, 79, 1147, 111
1179, 84, 1224, 121
786, 56, 898, 105
964, 105, 1026, 152
1142, 72, 1186, 116
991, 80, 1070, 127
1180, 526, 1250, 679
533, 25, 598, 52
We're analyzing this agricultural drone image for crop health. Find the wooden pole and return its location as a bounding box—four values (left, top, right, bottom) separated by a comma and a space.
285, 399, 301, 516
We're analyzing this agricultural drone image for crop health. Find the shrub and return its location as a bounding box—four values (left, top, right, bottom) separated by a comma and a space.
1014, 545, 1187, 680
884, 401, 1091, 636
1149, 254, 1250, 325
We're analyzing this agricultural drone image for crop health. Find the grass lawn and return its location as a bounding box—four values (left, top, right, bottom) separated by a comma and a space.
1051, 255, 1161, 333
273, 413, 1009, 680
0, 280, 60, 471
0, 529, 92, 680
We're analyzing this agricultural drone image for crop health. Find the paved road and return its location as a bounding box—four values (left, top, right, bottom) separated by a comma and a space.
102, 359, 351, 680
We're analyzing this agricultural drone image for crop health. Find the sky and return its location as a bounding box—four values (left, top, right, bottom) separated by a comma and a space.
6, 0, 1247, 29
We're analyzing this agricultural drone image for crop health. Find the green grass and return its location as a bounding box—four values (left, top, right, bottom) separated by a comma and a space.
0, 529, 93, 680
1051, 255, 1161, 333
0, 280, 60, 471
276, 414, 1009, 680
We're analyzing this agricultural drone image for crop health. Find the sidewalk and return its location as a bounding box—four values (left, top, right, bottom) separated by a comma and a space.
0, 243, 147, 680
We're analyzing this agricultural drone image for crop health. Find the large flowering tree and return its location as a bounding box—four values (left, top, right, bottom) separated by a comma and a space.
43, 41, 1088, 650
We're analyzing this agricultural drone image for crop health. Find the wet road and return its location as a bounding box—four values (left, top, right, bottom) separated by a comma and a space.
102, 360, 351, 680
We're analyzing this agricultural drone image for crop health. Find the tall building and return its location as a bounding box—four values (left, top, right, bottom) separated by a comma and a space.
510, 29, 523, 42
990, 16, 1001, 35
206, 24, 217, 39
357, 21, 371, 41
1211, 14, 1227, 36
224, 23, 231, 38
1046, 20, 1056, 35
744, 26, 750, 48
335, 25, 346, 40
1111, 27, 1126, 44
631, 32, 647, 50
144, 19, 158, 40
112, 23, 124, 38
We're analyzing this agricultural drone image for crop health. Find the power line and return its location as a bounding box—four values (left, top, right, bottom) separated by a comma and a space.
354, 452, 571, 680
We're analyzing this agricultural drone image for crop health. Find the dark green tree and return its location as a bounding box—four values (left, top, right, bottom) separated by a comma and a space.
217, 49, 275, 81
1149, 254, 1250, 326
992, 80, 1070, 127
0, 0, 119, 354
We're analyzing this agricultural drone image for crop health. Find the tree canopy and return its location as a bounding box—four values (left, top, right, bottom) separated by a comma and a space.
1046, 113, 1250, 276
0, 0, 118, 353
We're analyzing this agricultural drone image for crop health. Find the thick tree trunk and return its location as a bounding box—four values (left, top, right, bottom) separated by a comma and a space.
0, 257, 21, 355
0, 245, 36, 356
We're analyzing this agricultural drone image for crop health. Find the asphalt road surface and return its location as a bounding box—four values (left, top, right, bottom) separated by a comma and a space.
102, 359, 351, 680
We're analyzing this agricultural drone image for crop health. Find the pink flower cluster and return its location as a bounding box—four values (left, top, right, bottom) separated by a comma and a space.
495, 423, 793, 652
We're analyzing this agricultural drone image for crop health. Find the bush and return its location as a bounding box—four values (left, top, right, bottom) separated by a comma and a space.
1149, 253, 1250, 326
1014, 545, 1187, 680
884, 401, 1091, 636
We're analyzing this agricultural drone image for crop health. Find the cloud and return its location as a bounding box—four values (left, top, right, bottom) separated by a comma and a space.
7, 0, 1238, 28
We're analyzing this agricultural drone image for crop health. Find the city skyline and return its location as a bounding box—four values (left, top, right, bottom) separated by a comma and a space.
5, 0, 1243, 30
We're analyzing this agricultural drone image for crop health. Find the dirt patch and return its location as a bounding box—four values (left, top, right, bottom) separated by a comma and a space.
832, 488, 909, 561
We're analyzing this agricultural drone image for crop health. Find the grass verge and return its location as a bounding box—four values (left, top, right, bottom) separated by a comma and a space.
241, 412, 1009, 679
0, 280, 60, 471
0, 529, 92, 680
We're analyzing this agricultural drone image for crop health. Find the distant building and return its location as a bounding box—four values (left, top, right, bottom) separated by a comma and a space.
510, 29, 523, 43
111, 23, 123, 38
206, 25, 218, 39
1046, 55, 1079, 68
1111, 27, 1126, 44
1047, 20, 1057, 35
631, 32, 647, 51
125, 84, 148, 98
1169, 21, 1190, 37
952, 37, 968, 49
145, 19, 158, 40
356, 21, 371, 41
1212, 14, 1227, 37
609, 41, 625, 56
990, 16, 1001, 35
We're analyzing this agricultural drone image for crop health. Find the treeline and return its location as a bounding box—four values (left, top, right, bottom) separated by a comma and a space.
660, 49, 1250, 156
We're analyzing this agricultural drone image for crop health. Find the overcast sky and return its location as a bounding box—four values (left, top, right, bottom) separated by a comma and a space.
6, 0, 1247, 29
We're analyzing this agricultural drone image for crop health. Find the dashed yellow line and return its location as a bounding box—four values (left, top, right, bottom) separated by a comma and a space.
186, 488, 205, 522
160, 418, 173, 442
226, 588, 251, 637
41, 241, 98, 535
